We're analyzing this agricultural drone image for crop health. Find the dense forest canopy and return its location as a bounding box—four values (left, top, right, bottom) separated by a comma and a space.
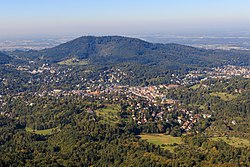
0, 52, 12, 64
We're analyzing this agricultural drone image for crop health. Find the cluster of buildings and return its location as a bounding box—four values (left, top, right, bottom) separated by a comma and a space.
38, 77, 212, 133
185, 65, 250, 82
179, 109, 212, 131
2, 64, 244, 133
129, 84, 179, 103
0, 96, 13, 118
128, 98, 212, 132
211, 65, 250, 78
17, 64, 57, 75
100, 68, 129, 83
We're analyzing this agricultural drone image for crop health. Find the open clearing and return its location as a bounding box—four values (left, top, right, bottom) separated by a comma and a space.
26, 127, 59, 135
58, 58, 88, 66
211, 136, 250, 148
210, 92, 238, 101
139, 134, 183, 152
95, 104, 121, 124
190, 84, 200, 90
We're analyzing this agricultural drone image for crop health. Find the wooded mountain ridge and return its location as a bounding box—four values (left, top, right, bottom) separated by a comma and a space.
4, 36, 250, 69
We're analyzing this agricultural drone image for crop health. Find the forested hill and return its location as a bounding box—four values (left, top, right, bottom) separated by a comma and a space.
9, 36, 250, 68
0, 52, 12, 64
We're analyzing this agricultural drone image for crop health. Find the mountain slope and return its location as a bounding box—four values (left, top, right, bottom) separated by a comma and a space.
11, 36, 250, 68
0, 52, 12, 64
38, 36, 158, 63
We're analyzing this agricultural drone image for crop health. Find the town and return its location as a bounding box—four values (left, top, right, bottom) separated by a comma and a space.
4, 64, 246, 133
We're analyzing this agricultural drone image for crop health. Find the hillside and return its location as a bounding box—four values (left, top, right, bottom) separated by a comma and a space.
0, 52, 12, 64
9, 36, 250, 69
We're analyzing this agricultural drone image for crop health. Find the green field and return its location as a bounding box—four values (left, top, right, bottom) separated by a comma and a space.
211, 137, 250, 148
58, 58, 88, 66
95, 104, 121, 124
26, 127, 59, 135
139, 134, 183, 152
210, 92, 238, 101
190, 84, 200, 90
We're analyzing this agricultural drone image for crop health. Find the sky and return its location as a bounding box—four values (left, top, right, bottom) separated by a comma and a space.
1, 0, 250, 39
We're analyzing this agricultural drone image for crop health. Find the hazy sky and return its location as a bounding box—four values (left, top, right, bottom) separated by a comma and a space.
1, 0, 250, 39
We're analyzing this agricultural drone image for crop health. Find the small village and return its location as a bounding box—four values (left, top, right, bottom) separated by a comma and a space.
186, 65, 250, 80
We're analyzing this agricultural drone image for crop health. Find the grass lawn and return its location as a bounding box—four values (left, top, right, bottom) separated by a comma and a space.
211, 137, 250, 148
139, 134, 183, 152
26, 127, 59, 135
190, 84, 200, 90
58, 58, 88, 66
95, 104, 121, 124
210, 92, 238, 101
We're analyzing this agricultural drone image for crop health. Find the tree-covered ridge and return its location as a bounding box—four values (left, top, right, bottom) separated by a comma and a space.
0, 52, 12, 64
8, 36, 250, 69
